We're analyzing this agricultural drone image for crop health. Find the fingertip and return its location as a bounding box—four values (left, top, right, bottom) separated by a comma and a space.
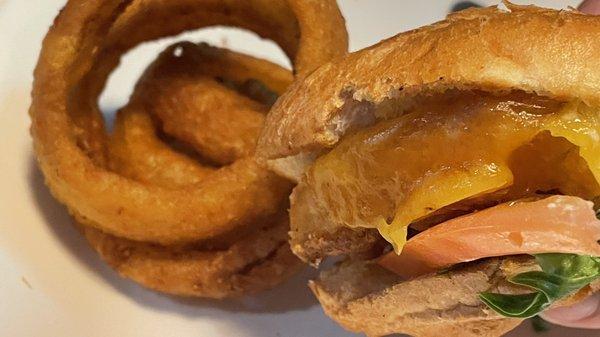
578, 0, 600, 15
541, 293, 600, 329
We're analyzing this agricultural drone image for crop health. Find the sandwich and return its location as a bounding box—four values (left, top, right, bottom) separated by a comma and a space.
256, 3, 600, 336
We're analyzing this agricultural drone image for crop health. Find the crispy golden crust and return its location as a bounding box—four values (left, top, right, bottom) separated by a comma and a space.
90, 41, 302, 298
109, 42, 292, 186
132, 47, 267, 165
140, 42, 293, 96
30, 0, 347, 245
108, 106, 216, 188
84, 214, 302, 298
31, 0, 347, 298
311, 257, 598, 337
258, 3, 600, 159
151, 81, 263, 165
106, 0, 347, 77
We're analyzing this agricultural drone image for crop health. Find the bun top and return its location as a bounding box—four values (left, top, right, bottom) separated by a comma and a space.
257, 3, 600, 160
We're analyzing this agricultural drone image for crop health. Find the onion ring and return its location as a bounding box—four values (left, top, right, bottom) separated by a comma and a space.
108, 105, 216, 188
30, 0, 348, 245
108, 42, 292, 187
82, 212, 299, 298
129, 43, 290, 165
85, 42, 303, 297
31, 0, 347, 297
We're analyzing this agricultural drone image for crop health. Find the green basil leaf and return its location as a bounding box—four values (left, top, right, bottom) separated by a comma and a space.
479, 292, 548, 318
535, 253, 600, 281
509, 271, 564, 301
480, 254, 600, 318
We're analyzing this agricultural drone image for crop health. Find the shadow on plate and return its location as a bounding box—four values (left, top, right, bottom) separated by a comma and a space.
28, 155, 319, 316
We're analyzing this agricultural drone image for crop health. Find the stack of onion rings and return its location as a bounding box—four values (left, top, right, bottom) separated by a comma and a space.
30, 0, 347, 298
85, 42, 297, 298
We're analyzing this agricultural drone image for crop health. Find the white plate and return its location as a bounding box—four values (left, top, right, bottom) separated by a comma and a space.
0, 1, 594, 336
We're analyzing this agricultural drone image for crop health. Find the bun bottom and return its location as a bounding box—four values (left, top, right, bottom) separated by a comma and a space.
310, 257, 597, 337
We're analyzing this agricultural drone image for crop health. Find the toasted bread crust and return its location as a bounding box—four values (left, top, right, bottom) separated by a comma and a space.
289, 174, 382, 263
257, 3, 600, 160
311, 257, 598, 337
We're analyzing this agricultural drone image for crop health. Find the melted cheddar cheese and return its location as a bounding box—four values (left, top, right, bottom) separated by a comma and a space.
306, 91, 600, 251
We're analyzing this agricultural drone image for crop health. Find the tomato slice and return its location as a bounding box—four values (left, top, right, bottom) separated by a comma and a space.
378, 196, 600, 278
